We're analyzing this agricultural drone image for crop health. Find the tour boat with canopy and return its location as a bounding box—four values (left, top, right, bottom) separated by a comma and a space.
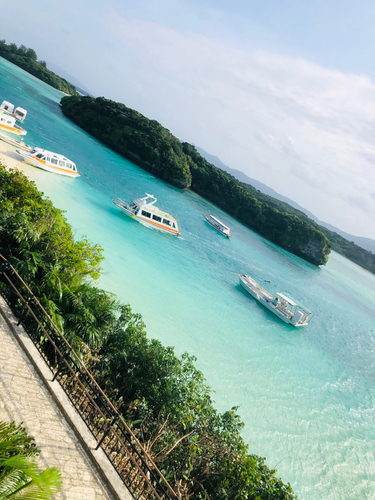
204, 215, 232, 238
113, 193, 180, 236
239, 274, 312, 327
16, 147, 80, 178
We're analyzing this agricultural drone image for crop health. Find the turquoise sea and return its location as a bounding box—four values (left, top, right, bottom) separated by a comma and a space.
1, 57, 375, 499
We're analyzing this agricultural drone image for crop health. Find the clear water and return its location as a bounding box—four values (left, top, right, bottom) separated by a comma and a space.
1, 57, 375, 499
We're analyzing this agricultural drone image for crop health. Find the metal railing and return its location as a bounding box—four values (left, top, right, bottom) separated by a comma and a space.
0, 255, 177, 500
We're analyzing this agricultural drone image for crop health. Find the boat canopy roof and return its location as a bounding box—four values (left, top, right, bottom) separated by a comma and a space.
31, 148, 75, 165
209, 215, 229, 230
277, 293, 312, 313
0, 101, 14, 113
134, 193, 177, 221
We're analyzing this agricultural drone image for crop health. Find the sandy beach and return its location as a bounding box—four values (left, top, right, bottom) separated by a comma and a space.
0, 139, 28, 173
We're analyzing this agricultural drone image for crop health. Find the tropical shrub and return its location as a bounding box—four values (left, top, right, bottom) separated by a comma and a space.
0, 420, 62, 500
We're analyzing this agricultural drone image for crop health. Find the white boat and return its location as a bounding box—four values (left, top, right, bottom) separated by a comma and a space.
114, 193, 180, 236
0, 100, 27, 123
16, 147, 80, 178
204, 215, 232, 238
0, 114, 27, 136
239, 274, 312, 327
0, 132, 32, 152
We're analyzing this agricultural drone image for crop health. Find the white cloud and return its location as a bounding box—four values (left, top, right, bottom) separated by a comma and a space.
103, 15, 375, 237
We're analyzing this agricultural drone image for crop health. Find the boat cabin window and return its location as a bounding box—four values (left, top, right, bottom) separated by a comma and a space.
59, 160, 65, 167
72, 165, 77, 171
46, 157, 51, 162
152, 214, 162, 222
172, 222, 176, 228
163, 219, 171, 226
7, 120, 12, 125
66, 163, 72, 169
35, 153, 44, 159
141, 210, 151, 218
51, 158, 58, 165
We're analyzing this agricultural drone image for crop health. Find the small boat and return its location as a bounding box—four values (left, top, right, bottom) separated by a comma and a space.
204, 215, 232, 238
16, 147, 79, 178
114, 193, 180, 236
0, 132, 32, 152
0, 100, 27, 123
239, 274, 312, 326
0, 114, 27, 136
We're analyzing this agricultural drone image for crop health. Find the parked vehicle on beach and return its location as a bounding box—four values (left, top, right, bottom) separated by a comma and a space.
16, 147, 79, 178
113, 193, 180, 236
239, 274, 312, 326
204, 214, 232, 238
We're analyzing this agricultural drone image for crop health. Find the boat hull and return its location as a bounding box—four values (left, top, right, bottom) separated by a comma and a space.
0, 123, 27, 136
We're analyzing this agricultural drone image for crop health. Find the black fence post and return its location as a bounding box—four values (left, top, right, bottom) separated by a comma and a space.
95, 414, 119, 450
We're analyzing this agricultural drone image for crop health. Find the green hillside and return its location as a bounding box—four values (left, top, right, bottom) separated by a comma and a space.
0, 40, 78, 95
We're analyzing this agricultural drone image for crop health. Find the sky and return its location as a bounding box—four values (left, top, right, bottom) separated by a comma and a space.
1, 0, 375, 238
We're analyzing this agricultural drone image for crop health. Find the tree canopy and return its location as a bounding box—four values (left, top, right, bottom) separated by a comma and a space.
0, 420, 62, 500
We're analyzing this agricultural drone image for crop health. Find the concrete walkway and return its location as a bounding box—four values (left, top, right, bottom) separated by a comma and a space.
0, 301, 115, 500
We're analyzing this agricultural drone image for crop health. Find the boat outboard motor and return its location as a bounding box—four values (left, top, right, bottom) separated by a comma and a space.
14, 107, 27, 123
292, 310, 304, 325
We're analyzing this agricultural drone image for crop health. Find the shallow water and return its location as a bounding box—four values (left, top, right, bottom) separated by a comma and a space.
1, 57, 375, 499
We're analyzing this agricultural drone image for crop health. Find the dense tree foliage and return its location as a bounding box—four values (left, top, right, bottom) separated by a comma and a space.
318, 227, 375, 273
0, 163, 297, 499
0, 40, 78, 95
61, 95, 330, 265
235, 181, 375, 274
0, 420, 62, 499
61, 96, 192, 188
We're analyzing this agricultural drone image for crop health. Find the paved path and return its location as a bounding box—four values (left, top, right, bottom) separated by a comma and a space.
0, 309, 113, 500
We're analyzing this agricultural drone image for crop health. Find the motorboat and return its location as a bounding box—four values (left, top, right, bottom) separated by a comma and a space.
239, 274, 312, 326
114, 193, 180, 236
0, 100, 27, 122
0, 114, 27, 136
204, 214, 232, 238
16, 147, 79, 178
0, 132, 32, 152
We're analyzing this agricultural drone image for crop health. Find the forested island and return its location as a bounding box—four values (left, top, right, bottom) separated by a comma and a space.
61, 95, 331, 266
0, 162, 298, 499
237, 181, 375, 274
0, 40, 78, 95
